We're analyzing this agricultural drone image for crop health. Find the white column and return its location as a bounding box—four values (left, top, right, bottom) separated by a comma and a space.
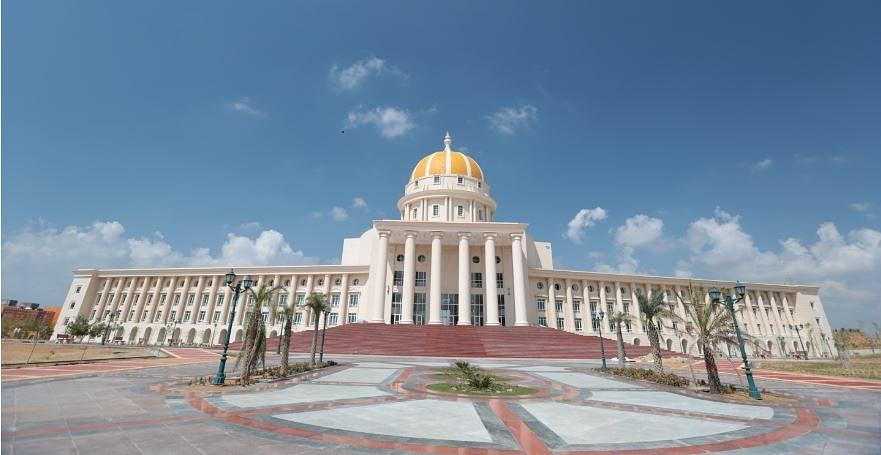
300, 275, 315, 327
189, 276, 207, 323
400, 232, 417, 324
370, 230, 391, 323
428, 231, 444, 325
118, 279, 139, 322
547, 278, 557, 329
338, 274, 349, 325
93, 278, 114, 320
203, 276, 221, 324
564, 279, 575, 332
457, 232, 472, 325
511, 233, 529, 326
484, 233, 499, 326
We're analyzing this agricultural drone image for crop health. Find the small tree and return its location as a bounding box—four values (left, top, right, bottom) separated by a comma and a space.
88, 322, 107, 341
833, 328, 854, 375
235, 283, 284, 382
278, 303, 295, 375
608, 311, 631, 368
67, 316, 92, 342
637, 291, 673, 374
304, 292, 329, 366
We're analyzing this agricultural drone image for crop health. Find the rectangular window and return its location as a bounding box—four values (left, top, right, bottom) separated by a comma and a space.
129, 310, 135, 321
297, 294, 306, 306
170, 311, 176, 321
415, 271, 427, 287
294, 313, 303, 324
555, 299, 564, 313
202, 294, 209, 305
393, 271, 404, 286
536, 297, 546, 311
457, 176, 464, 184
155, 311, 162, 322
216, 294, 224, 306
457, 205, 464, 216
433, 176, 440, 184
95, 294, 102, 305
347, 312, 357, 323
173, 294, 180, 305
133, 294, 140, 304
538, 317, 547, 327
184, 311, 191, 321
331, 293, 340, 307
412, 209, 418, 219
573, 300, 581, 313
142, 311, 148, 321
198, 311, 206, 322
329, 313, 339, 325
432, 205, 439, 217
575, 318, 583, 331
348, 294, 359, 306
471, 272, 483, 288
623, 302, 629, 314
213, 311, 221, 322
63, 317, 70, 326
557, 317, 565, 329
496, 273, 503, 289
90, 310, 97, 320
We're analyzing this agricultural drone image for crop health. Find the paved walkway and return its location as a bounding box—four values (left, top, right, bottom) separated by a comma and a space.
0, 347, 218, 383
2, 356, 879, 454
678, 359, 881, 391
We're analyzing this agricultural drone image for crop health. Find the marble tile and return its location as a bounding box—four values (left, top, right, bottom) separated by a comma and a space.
221, 384, 389, 408
589, 391, 774, 420
533, 372, 642, 389
315, 368, 399, 384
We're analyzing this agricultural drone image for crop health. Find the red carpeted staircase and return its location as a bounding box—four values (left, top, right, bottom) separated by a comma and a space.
228, 324, 679, 359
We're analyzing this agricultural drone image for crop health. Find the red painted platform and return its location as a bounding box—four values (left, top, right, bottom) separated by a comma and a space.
229, 324, 678, 359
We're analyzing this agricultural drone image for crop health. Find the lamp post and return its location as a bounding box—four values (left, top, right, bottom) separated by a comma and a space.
710, 282, 761, 400
593, 310, 608, 372
101, 313, 115, 345
790, 324, 808, 360
213, 270, 252, 386
319, 306, 330, 363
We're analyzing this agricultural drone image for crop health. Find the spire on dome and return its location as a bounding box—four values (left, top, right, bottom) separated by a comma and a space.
444, 131, 452, 151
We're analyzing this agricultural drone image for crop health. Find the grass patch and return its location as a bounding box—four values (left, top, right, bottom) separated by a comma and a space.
427, 360, 538, 397
755, 355, 881, 381
426, 382, 537, 396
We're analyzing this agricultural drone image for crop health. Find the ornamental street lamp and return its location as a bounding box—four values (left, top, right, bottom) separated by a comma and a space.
790, 324, 809, 360
710, 282, 761, 400
593, 310, 608, 372
319, 306, 330, 363
213, 270, 252, 386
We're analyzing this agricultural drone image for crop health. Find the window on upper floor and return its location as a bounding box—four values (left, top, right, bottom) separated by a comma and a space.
432, 205, 439, 217
433, 176, 441, 184
75, 286, 82, 293
393, 271, 404, 286
457, 176, 464, 184
353, 278, 360, 286
536, 297, 546, 311
457, 205, 464, 217
537, 282, 544, 290
415, 271, 427, 287
412, 209, 418, 219
471, 272, 483, 288
69, 301, 76, 309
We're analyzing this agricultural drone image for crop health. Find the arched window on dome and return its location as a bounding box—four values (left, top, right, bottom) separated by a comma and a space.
412, 209, 418, 220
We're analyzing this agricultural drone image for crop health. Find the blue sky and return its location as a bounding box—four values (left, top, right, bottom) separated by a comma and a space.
3, 1, 880, 327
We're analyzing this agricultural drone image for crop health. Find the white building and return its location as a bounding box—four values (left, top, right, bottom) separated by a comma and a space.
52, 133, 837, 358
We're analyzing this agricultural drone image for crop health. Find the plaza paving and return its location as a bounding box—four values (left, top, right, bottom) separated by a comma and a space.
1, 349, 880, 454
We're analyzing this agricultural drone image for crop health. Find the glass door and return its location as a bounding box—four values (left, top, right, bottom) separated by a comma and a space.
497, 295, 506, 326
471, 294, 484, 326
390, 292, 402, 324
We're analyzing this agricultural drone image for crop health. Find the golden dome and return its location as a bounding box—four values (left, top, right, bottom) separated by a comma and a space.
409, 132, 485, 182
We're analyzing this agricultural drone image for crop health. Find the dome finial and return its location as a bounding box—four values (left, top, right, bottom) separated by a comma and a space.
444, 131, 452, 151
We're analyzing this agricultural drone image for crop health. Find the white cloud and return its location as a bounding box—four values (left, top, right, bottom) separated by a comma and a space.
486, 104, 538, 135
229, 97, 265, 116
564, 207, 607, 244
345, 106, 415, 138
753, 158, 773, 171
677, 208, 881, 326
850, 202, 872, 212
1, 220, 317, 308
329, 207, 349, 222
329, 56, 404, 90
352, 197, 367, 209
614, 214, 664, 248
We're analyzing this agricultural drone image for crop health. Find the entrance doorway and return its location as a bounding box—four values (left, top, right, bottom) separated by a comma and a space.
414, 293, 426, 325
498, 295, 506, 326
441, 294, 458, 326
471, 295, 484, 326
390, 292, 402, 324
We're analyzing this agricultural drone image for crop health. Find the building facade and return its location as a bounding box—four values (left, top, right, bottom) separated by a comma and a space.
52, 133, 837, 358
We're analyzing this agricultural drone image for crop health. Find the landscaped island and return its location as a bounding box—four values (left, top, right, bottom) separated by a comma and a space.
427, 361, 537, 396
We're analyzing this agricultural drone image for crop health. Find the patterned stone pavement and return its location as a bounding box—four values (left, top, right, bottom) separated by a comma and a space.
2, 355, 879, 454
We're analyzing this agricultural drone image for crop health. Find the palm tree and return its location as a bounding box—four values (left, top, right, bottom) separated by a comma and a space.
637, 291, 673, 374
235, 283, 283, 382
278, 303, 295, 375
675, 283, 756, 394
304, 292, 329, 366
608, 311, 632, 368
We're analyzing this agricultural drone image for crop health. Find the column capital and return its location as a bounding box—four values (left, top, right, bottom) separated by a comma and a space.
457, 232, 472, 240
430, 231, 445, 239
404, 230, 418, 239
510, 233, 524, 241
483, 232, 498, 240
377, 230, 392, 238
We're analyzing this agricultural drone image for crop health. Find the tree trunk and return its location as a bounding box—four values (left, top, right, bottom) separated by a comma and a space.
703, 346, 723, 393
310, 312, 320, 366
646, 318, 664, 374
616, 325, 626, 368
280, 314, 292, 375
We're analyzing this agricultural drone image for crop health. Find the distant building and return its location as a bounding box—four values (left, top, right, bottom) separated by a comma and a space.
1, 300, 60, 327
51, 133, 836, 358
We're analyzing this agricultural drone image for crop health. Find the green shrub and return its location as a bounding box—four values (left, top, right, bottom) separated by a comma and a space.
605, 367, 689, 387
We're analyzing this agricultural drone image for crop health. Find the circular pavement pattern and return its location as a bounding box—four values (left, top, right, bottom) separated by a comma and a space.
181, 361, 821, 453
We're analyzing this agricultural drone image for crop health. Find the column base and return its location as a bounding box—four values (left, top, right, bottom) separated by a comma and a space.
428, 321, 443, 325
456, 321, 472, 326
485, 322, 500, 326
515, 321, 530, 327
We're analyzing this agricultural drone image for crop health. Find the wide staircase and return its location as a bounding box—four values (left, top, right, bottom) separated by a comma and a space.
232, 324, 678, 359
